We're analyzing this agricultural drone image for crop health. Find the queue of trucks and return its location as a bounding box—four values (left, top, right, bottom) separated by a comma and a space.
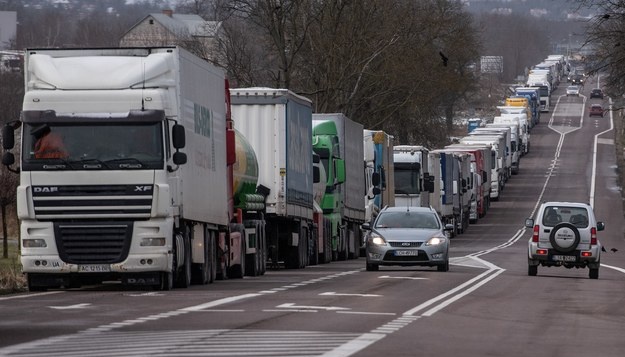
1, 46, 549, 291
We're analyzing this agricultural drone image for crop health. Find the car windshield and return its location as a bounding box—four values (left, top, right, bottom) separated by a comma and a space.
542, 206, 589, 228
375, 211, 440, 229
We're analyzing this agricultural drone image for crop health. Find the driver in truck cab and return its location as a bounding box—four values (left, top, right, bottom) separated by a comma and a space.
31, 124, 69, 159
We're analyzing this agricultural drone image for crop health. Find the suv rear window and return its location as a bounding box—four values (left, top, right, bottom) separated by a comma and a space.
542, 206, 589, 228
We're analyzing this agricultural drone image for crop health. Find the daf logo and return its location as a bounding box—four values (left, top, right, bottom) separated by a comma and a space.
135, 185, 152, 192
34, 187, 58, 193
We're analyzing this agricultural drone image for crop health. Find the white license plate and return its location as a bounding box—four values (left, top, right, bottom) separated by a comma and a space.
552, 255, 577, 262
79, 264, 111, 272
394, 250, 419, 256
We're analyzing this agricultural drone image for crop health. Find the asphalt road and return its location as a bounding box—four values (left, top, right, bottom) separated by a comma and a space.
0, 80, 623, 357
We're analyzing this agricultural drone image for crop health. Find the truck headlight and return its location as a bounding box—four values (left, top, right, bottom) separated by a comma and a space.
140, 238, 166, 246
23, 239, 47, 248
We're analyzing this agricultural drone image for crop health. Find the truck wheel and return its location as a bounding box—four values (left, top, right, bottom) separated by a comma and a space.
309, 225, 319, 266
174, 228, 192, 288
159, 271, 174, 291
208, 231, 217, 283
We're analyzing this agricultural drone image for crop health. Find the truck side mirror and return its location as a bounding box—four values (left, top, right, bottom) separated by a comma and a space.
172, 124, 186, 149
423, 174, 435, 193
334, 158, 346, 184
313, 165, 320, 183
2, 124, 15, 150
2, 152, 15, 166
173, 151, 187, 165
372, 172, 380, 186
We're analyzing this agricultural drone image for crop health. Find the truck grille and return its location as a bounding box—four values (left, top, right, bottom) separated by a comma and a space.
55, 222, 133, 264
32, 184, 153, 220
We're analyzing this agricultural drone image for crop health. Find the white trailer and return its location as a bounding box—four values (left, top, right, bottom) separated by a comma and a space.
4, 47, 236, 291
469, 128, 511, 180
485, 123, 520, 175
460, 136, 505, 201
393, 145, 430, 208
230, 88, 314, 269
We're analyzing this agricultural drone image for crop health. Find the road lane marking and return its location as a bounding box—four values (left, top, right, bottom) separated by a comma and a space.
277, 303, 350, 311
49, 303, 91, 310
320, 292, 382, 297
0, 291, 63, 300
378, 275, 428, 280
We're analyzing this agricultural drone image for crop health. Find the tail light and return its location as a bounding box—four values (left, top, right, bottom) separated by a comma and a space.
590, 227, 597, 245
532, 225, 539, 242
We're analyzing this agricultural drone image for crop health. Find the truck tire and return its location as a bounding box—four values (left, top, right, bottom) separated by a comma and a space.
159, 271, 174, 291
209, 231, 217, 283
309, 223, 319, 266
174, 227, 192, 288
322, 220, 332, 264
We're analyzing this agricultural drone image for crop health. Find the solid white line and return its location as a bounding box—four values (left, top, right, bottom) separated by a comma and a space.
319, 333, 386, 357
0, 291, 63, 300
180, 293, 260, 312
600, 263, 625, 274
336, 311, 396, 316
590, 97, 614, 208
421, 269, 505, 317
402, 268, 500, 316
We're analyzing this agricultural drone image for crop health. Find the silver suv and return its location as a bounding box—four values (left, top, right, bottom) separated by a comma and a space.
525, 202, 604, 279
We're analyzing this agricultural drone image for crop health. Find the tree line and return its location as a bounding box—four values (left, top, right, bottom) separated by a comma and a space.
0, 0, 600, 250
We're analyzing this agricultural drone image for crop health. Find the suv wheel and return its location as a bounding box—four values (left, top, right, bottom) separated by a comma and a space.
549, 223, 580, 253
589, 267, 599, 279
528, 264, 538, 276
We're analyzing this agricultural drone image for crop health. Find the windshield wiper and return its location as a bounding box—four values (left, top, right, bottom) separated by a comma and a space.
104, 157, 145, 168
41, 158, 71, 170
69, 158, 111, 169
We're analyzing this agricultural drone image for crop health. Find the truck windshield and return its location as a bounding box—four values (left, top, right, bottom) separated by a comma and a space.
23, 121, 164, 170
394, 167, 420, 194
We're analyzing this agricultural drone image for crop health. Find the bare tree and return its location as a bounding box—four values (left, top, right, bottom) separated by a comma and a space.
575, 0, 625, 97
0, 71, 22, 259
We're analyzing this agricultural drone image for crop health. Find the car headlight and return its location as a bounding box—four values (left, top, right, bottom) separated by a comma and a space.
367, 233, 387, 246
424, 236, 446, 246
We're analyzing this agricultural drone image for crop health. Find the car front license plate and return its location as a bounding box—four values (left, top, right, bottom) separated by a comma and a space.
552, 255, 577, 262
394, 250, 419, 256
79, 264, 111, 273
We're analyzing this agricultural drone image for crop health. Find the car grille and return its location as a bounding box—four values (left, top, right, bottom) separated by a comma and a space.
389, 241, 422, 247
54, 222, 133, 264
383, 250, 428, 261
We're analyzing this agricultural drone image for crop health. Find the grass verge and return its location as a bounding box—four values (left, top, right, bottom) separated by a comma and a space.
0, 240, 27, 293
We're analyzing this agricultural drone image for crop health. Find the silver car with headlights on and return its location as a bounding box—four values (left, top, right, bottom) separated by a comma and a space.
363, 206, 453, 272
